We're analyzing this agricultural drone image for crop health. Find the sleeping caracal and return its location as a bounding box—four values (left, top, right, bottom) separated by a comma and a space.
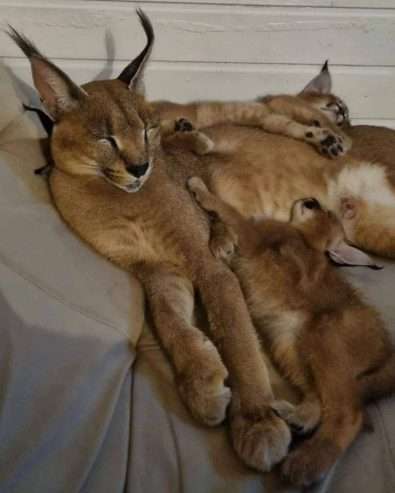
188, 176, 395, 487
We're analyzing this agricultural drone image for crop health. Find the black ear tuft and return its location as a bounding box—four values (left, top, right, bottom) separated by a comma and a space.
322, 60, 329, 73
136, 8, 155, 44
7, 25, 44, 61
118, 9, 155, 87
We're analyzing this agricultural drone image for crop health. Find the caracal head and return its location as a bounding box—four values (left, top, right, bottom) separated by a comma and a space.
8, 9, 160, 193
299, 61, 350, 128
290, 197, 381, 269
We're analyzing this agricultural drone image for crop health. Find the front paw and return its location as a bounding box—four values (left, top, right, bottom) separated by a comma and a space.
178, 348, 231, 426
187, 177, 215, 212
175, 117, 194, 132
230, 406, 292, 472
210, 221, 237, 261
193, 132, 215, 155
187, 176, 209, 196
305, 127, 351, 158
271, 399, 320, 435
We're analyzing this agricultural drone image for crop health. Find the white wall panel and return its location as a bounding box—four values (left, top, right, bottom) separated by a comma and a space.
42, 1, 395, 9
1, 2, 395, 66
3, 58, 395, 123
0, 0, 394, 126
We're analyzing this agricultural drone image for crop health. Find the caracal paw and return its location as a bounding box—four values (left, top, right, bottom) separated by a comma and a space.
187, 176, 209, 195
210, 221, 237, 261
175, 117, 194, 132
178, 354, 231, 426
192, 131, 215, 155
187, 176, 216, 211
271, 399, 321, 435
305, 127, 351, 158
230, 406, 292, 472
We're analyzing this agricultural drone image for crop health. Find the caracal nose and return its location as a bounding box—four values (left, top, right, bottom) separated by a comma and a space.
126, 162, 149, 177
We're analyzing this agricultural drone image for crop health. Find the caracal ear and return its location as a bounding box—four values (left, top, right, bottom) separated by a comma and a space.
117, 9, 154, 93
7, 26, 88, 120
328, 241, 383, 270
300, 60, 332, 95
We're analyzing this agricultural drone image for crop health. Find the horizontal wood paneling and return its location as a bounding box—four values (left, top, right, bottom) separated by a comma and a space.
86, 0, 349, 7
1, 2, 395, 66
3, 58, 394, 123
5, 0, 325, 6
1, 0, 394, 126
28, 1, 395, 9
353, 119, 395, 129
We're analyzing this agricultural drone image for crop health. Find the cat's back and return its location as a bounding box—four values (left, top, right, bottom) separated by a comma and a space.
202, 126, 339, 220
233, 220, 356, 319
348, 125, 395, 186
348, 125, 395, 167
233, 221, 311, 314
233, 230, 310, 347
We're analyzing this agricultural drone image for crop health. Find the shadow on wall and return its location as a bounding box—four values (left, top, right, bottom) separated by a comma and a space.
95, 29, 116, 81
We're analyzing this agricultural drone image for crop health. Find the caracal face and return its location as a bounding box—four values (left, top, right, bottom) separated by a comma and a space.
299, 61, 350, 128
9, 10, 159, 194
51, 81, 160, 193
290, 197, 379, 269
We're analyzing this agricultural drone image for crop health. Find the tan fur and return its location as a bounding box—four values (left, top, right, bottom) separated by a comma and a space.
335, 124, 395, 257
347, 125, 395, 177
158, 96, 351, 159
161, 110, 395, 259
188, 177, 395, 486
156, 64, 395, 260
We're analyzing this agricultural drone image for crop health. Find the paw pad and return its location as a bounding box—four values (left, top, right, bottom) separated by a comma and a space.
317, 129, 349, 158
175, 118, 194, 132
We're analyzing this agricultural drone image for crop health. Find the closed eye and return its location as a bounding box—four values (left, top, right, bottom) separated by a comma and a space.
144, 125, 159, 144
99, 136, 118, 150
322, 104, 336, 112
303, 198, 321, 210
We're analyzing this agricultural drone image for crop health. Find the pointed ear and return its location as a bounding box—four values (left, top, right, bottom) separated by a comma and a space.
328, 241, 383, 270
300, 60, 332, 95
118, 9, 154, 93
7, 26, 87, 120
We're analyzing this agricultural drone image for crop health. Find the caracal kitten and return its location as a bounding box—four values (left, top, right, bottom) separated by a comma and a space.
188, 176, 395, 487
